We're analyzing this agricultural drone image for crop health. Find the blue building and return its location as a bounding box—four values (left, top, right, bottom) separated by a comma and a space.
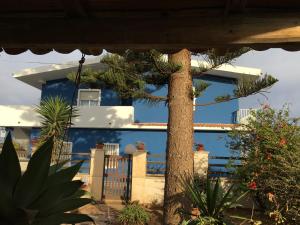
0, 57, 261, 164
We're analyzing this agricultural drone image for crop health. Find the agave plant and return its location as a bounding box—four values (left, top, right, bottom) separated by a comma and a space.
35, 96, 79, 163
181, 216, 219, 225
0, 133, 94, 225
36, 96, 78, 140
182, 176, 248, 224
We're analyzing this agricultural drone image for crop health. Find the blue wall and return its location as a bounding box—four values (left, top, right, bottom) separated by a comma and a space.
41, 79, 76, 104
41, 75, 238, 124
30, 128, 231, 157
30, 127, 232, 174
133, 75, 238, 124
41, 79, 130, 106
194, 75, 238, 123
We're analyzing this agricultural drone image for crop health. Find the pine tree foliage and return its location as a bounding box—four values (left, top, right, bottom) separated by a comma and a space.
198, 75, 278, 106
191, 47, 251, 74
234, 75, 278, 98
68, 49, 278, 106
70, 68, 99, 84
193, 81, 211, 98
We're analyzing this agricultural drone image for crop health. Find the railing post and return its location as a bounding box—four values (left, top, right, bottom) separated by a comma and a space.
89, 148, 105, 201
131, 151, 147, 203
194, 151, 209, 178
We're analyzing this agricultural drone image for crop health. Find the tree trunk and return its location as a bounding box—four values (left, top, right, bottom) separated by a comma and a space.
163, 49, 194, 225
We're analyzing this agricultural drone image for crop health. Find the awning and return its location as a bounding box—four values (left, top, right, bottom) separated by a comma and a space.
1, 0, 300, 55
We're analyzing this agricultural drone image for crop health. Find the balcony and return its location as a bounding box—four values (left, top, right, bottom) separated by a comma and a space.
0, 105, 134, 128
232, 108, 257, 124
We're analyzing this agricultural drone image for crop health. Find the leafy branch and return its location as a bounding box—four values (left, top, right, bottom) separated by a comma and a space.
195, 75, 278, 107
68, 49, 277, 107
191, 47, 251, 75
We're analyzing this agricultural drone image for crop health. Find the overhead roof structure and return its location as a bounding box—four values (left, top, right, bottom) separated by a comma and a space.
13, 57, 262, 89
1, 0, 300, 55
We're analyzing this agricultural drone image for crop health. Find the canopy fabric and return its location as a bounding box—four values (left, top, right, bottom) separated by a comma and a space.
1, 0, 300, 55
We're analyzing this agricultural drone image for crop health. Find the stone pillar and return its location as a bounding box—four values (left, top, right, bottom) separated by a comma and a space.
89, 148, 105, 201
194, 151, 209, 178
131, 151, 147, 203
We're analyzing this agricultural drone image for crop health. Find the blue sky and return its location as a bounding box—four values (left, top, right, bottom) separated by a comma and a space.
0, 49, 299, 116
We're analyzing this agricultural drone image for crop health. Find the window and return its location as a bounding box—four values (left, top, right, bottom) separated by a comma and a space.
104, 143, 120, 169
77, 89, 101, 107
103, 143, 119, 155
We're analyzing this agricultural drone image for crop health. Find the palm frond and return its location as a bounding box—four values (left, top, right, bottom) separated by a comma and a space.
35, 96, 78, 139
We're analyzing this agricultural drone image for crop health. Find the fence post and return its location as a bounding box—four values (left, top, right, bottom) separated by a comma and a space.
194, 151, 209, 178
131, 151, 147, 203
89, 148, 105, 201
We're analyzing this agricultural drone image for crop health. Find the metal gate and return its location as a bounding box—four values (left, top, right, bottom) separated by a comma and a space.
102, 155, 132, 201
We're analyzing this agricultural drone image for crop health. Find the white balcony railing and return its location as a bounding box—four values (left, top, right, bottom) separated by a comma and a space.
233, 108, 257, 124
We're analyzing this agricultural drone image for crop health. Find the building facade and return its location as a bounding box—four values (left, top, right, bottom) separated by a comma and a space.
0, 57, 261, 164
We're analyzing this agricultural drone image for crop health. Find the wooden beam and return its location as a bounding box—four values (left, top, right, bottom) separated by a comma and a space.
60, 0, 89, 18
1, 12, 300, 52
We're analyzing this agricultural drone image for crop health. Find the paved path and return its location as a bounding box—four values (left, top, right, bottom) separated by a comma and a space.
76, 203, 124, 225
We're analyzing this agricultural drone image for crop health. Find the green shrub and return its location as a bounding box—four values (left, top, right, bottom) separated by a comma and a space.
0, 133, 93, 225
229, 106, 300, 224
117, 202, 150, 225
182, 216, 219, 225
181, 176, 248, 225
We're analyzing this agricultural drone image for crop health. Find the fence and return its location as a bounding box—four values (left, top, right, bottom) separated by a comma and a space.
208, 155, 244, 177
66, 152, 91, 172
15, 150, 91, 177
146, 153, 244, 178
146, 153, 166, 175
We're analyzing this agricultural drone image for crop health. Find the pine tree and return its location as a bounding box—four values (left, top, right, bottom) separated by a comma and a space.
68, 48, 278, 225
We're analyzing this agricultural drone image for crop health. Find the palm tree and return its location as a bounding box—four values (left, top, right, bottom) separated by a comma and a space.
35, 96, 78, 162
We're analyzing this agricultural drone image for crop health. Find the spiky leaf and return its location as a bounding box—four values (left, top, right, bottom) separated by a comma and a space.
13, 137, 54, 208
29, 180, 84, 210
46, 160, 84, 187
0, 133, 21, 218
39, 198, 92, 217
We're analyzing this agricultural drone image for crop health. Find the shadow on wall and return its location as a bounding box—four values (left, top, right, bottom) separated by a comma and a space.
16, 100, 134, 129
20, 106, 129, 154
72, 106, 134, 129
69, 129, 122, 154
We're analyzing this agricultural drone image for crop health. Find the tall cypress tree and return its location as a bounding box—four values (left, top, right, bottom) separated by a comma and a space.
69, 48, 278, 225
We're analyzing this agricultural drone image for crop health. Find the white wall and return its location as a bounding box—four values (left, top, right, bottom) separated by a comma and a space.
73, 106, 134, 128
0, 105, 40, 127
144, 175, 165, 204
0, 105, 134, 128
